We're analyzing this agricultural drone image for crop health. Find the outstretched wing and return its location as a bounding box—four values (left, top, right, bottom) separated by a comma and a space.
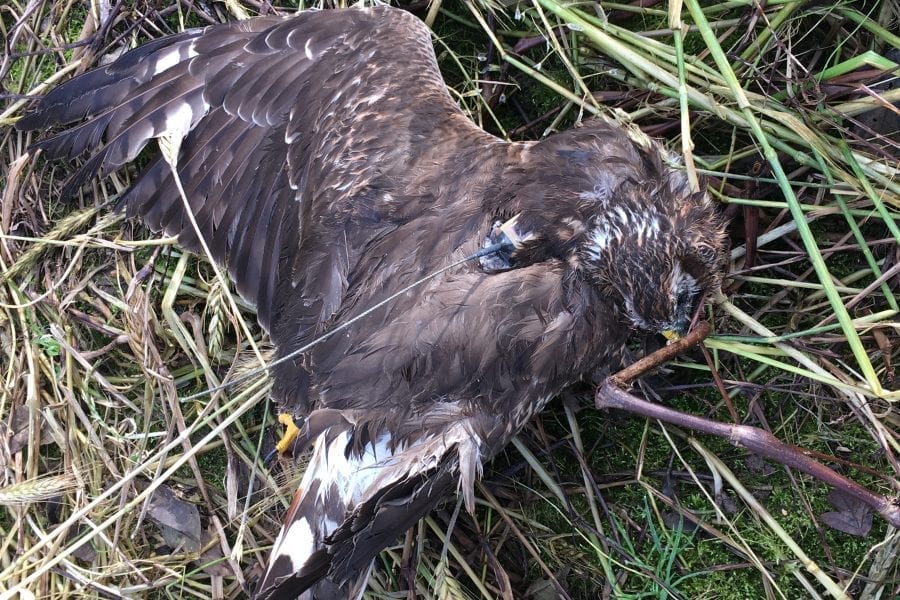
16, 6, 488, 334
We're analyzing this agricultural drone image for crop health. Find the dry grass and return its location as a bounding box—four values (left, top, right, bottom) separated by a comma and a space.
1, 0, 898, 598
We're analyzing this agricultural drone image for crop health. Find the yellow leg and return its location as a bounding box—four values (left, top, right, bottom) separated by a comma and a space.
275, 413, 301, 455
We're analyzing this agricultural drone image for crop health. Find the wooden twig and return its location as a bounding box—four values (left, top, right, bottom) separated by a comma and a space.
610, 320, 711, 388
596, 322, 900, 529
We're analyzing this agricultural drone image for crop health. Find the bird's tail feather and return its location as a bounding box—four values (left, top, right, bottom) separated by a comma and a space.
254, 416, 476, 599
254, 428, 372, 600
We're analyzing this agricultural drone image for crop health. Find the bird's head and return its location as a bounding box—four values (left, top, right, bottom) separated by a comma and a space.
485, 119, 728, 338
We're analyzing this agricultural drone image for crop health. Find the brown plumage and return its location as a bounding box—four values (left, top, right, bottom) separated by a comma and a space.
17, 6, 728, 599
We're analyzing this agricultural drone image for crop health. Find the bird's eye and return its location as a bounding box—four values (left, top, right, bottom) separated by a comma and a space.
696, 245, 718, 264
672, 283, 699, 328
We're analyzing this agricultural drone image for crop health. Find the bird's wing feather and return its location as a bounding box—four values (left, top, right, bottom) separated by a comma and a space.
16, 6, 492, 334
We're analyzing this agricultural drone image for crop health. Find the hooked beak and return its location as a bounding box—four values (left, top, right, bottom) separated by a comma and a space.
663, 317, 692, 342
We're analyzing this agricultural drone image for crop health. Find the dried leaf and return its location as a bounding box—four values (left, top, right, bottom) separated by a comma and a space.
525, 578, 559, 600
2, 405, 53, 454
820, 489, 872, 537
71, 528, 98, 563
871, 327, 894, 388
147, 485, 202, 552
715, 489, 739, 515
745, 454, 776, 476
199, 525, 232, 577
662, 511, 703, 534
226, 454, 240, 521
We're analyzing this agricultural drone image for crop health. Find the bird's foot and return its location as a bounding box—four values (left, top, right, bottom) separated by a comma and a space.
275, 413, 301, 455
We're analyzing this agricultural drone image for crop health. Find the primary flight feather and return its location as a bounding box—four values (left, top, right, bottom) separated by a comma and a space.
17, 6, 727, 598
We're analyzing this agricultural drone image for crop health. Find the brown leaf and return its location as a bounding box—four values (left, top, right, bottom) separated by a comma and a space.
147, 484, 202, 552
2, 405, 54, 454
198, 525, 233, 577
745, 454, 776, 477
820, 489, 872, 538
871, 327, 894, 389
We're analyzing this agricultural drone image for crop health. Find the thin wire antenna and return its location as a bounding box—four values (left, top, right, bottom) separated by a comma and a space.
180, 240, 514, 402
